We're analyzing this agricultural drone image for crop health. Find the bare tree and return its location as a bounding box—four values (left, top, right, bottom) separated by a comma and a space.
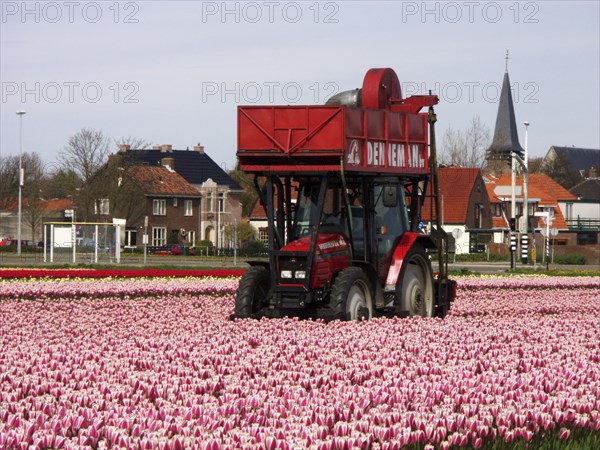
541, 152, 582, 189
229, 169, 260, 217
59, 128, 111, 184
21, 153, 46, 241
43, 168, 79, 199
58, 128, 112, 220
0, 155, 19, 210
440, 115, 491, 168
114, 136, 152, 150
528, 156, 544, 173
0, 152, 49, 240
89, 154, 146, 226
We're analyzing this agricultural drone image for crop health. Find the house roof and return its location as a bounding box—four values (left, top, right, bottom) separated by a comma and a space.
570, 178, 600, 201
249, 198, 267, 220
548, 146, 600, 173
39, 198, 73, 211
1, 198, 73, 211
124, 149, 242, 191
249, 181, 300, 221
126, 166, 201, 197
422, 167, 484, 223
484, 173, 576, 229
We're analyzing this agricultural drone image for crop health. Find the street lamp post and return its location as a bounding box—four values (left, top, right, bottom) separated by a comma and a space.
16, 111, 26, 257
522, 121, 530, 264
510, 151, 517, 269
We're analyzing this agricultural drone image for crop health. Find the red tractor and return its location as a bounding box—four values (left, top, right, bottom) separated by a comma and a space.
234, 68, 455, 320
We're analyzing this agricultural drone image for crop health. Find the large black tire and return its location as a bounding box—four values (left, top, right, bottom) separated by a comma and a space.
235, 266, 271, 319
395, 244, 434, 317
330, 267, 373, 321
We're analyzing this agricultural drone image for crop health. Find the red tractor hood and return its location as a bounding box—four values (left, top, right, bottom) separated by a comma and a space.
281, 233, 349, 255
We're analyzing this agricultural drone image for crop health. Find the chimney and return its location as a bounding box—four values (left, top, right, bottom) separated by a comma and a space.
161, 144, 172, 152
118, 144, 130, 152
194, 145, 205, 153
589, 167, 598, 178
152, 145, 161, 150
161, 157, 175, 171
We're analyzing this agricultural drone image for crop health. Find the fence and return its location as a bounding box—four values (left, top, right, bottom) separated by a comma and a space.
566, 218, 600, 232
43, 222, 121, 264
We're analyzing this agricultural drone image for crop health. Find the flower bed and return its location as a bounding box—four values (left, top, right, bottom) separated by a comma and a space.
0, 276, 599, 449
0, 268, 245, 280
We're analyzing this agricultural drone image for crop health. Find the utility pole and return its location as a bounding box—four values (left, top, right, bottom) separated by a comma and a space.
16, 111, 26, 257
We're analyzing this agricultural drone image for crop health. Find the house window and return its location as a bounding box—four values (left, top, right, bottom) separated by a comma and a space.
173, 198, 178, 207
124, 229, 137, 247
259, 228, 268, 244
475, 204, 481, 220
184, 200, 193, 216
152, 227, 167, 246
218, 192, 225, 213
153, 199, 166, 215
206, 192, 213, 212
96, 198, 109, 215
492, 203, 502, 217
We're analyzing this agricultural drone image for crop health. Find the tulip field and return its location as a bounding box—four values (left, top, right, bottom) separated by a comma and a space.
1, 271, 599, 449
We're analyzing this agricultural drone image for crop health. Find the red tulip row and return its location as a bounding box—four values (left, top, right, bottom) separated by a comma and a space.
0, 276, 598, 449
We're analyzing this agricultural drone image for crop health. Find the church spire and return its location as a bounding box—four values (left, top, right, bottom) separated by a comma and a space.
486, 53, 525, 162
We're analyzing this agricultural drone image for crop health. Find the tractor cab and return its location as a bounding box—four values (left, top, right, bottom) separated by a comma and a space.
235, 171, 443, 321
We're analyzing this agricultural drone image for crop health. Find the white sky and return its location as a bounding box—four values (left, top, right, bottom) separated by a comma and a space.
1, 1, 599, 173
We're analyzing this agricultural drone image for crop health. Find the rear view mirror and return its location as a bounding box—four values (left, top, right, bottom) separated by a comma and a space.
382, 185, 398, 207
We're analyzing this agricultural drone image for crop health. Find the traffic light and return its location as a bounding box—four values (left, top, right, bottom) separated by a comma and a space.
509, 218, 516, 231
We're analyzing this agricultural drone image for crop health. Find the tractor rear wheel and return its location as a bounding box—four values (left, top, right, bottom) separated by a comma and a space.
330, 267, 373, 321
395, 244, 434, 317
235, 266, 271, 319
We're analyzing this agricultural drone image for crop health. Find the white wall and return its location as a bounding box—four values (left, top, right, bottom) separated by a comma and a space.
568, 201, 600, 220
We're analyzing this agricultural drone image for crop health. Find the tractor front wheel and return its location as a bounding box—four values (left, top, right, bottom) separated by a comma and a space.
330, 267, 373, 321
235, 266, 271, 319
395, 244, 434, 317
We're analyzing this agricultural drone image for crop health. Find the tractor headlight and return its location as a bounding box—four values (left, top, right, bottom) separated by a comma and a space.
281, 270, 293, 279
295, 270, 306, 279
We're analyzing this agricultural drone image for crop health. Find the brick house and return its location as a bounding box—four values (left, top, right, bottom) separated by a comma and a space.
124, 165, 202, 247
422, 167, 492, 254
116, 144, 243, 248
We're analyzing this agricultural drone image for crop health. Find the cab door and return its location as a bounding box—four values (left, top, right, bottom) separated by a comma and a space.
373, 184, 409, 282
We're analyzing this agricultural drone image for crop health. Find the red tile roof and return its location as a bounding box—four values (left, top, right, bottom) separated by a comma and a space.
250, 199, 267, 219
484, 173, 576, 229
127, 166, 200, 197
1, 198, 73, 211
422, 167, 483, 223
249, 180, 300, 220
